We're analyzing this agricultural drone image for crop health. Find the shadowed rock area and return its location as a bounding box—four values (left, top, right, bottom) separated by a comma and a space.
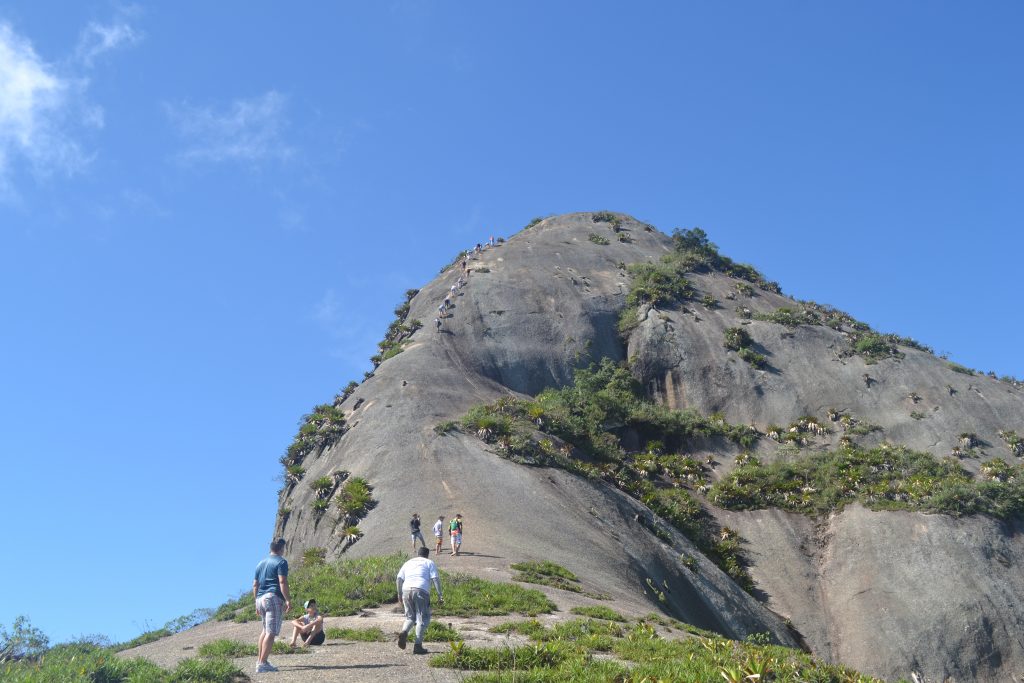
276, 212, 1024, 682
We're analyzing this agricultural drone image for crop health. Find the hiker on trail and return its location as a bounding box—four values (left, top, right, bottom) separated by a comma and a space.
410, 513, 426, 552
288, 599, 325, 647
461, 257, 468, 272
253, 538, 292, 673
396, 547, 443, 655
443, 295, 451, 310
449, 514, 464, 556
488, 236, 494, 247
438, 302, 446, 317
432, 515, 445, 554
434, 317, 442, 333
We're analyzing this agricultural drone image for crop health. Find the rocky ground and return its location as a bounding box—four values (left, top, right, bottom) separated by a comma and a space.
118, 555, 660, 682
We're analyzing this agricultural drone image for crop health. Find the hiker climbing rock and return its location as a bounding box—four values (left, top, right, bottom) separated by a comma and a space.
396, 547, 443, 655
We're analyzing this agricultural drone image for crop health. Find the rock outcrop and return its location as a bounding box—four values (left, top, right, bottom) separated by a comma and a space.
275, 212, 1024, 682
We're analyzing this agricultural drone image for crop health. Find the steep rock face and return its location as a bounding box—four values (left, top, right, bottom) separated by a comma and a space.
276, 212, 1024, 682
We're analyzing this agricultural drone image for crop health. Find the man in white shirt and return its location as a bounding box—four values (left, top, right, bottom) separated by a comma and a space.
432, 516, 445, 554
395, 547, 443, 654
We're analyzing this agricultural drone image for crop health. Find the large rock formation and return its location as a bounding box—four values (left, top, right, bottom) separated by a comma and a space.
275, 212, 1024, 682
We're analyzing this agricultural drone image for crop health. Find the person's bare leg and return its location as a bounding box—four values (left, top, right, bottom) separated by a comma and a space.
262, 633, 276, 663
289, 624, 301, 647
257, 630, 271, 664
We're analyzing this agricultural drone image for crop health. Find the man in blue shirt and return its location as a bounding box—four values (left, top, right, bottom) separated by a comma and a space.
253, 538, 292, 673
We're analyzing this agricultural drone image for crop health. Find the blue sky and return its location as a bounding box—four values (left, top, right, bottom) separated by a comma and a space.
2, 2, 1022, 644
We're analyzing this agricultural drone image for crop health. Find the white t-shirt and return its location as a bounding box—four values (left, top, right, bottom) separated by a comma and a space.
432, 520, 444, 537
397, 557, 441, 593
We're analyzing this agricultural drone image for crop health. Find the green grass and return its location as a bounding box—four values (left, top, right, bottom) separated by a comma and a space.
424, 622, 463, 642
587, 233, 610, 245
510, 561, 582, 593
437, 574, 556, 617
109, 627, 171, 652
568, 606, 627, 622
214, 554, 555, 624
0, 641, 245, 683
710, 444, 1024, 519
948, 361, 976, 375
197, 639, 308, 658
325, 626, 388, 642
431, 621, 883, 682
489, 620, 548, 639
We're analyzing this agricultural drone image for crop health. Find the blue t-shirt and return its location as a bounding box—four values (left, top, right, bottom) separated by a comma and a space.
254, 555, 289, 598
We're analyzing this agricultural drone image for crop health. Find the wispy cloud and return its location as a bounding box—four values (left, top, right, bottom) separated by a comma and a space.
166, 91, 293, 165
0, 22, 82, 198
76, 15, 142, 67
0, 13, 139, 200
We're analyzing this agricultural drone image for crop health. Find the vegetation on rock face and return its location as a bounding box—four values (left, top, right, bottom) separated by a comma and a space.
617, 227, 778, 334
669, 228, 780, 292
723, 327, 768, 369
433, 620, 882, 682
455, 359, 757, 591
587, 232, 610, 245
711, 444, 1024, 519
510, 561, 582, 593
371, 289, 421, 368
280, 403, 348, 471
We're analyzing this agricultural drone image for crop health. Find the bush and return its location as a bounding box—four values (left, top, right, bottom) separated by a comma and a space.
853, 333, 898, 361
335, 477, 373, 517
587, 233, 610, 245
434, 421, 458, 435
624, 261, 693, 309
723, 327, 752, 352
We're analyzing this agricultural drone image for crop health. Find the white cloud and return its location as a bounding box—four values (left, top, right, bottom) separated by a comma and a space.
166, 91, 293, 165
76, 19, 141, 66
0, 22, 83, 198
0, 13, 139, 200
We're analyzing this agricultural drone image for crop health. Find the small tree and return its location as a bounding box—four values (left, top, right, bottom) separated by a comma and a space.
0, 616, 49, 663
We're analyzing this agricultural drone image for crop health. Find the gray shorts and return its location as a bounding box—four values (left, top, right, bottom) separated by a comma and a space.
402, 588, 431, 627
256, 593, 284, 636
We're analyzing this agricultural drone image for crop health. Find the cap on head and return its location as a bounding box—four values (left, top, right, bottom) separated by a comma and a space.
270, 538, 286, 553
304, 599, 316, 609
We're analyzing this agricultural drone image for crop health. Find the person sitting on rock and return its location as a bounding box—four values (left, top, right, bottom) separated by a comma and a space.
288, 599, 325, 647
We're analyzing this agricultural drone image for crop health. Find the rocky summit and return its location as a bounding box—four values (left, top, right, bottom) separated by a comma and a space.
274, 212, 1024, 682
